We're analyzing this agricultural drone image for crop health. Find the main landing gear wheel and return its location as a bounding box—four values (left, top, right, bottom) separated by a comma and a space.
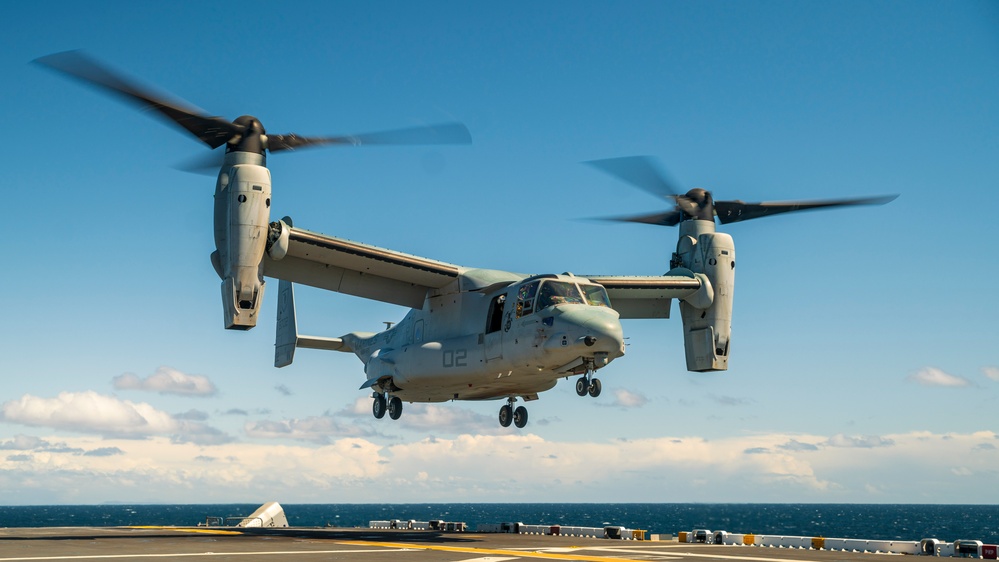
588, 378, 602, 398
575, 377, 588, 396
388, 396, 403, 420
513, 406, 528, 428
372, 394, 387, 419
499, 404, 513, 427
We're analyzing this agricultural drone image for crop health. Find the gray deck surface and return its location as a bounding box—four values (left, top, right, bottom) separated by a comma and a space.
0, 526, 896, 561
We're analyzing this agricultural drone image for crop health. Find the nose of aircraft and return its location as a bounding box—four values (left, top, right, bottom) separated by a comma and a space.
550, 306, 625, 359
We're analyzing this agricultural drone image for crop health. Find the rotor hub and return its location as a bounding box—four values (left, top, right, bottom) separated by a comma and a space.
679, 188, 715, 222
228, 115, 267, 154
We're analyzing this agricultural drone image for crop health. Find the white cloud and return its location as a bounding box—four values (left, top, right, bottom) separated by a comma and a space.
337, 397, 374, 417
0, 391, 232, 444
711, 394, 753, 406
336, 397, 504, 434
778, 439, 820, 452
0, 430, 996, 504
983, 367, 999, 382
906, 367, 972, 387
83, 447, 123, 457
0, 435, 51, 450
397, 403, 499, 432
112, 367, 218, 397
610, 389, 648, 408
245, 415, 383, 443
825, 434, 895, 448
0, 435, 122, 456
864, 483, 885, 495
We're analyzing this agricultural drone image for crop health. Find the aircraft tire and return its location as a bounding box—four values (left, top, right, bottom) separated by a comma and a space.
575, 377, 588, 396
388, 396, 403, 420
588, 378, 602, 398
513, 406, 528, 428
373, 395, 387, 419
499, 404, 513, 427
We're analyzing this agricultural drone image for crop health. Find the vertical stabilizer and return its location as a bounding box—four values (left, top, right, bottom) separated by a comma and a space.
275, 280, 298, 367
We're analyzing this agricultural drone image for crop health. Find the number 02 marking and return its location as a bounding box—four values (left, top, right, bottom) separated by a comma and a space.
443, 349, 468, 368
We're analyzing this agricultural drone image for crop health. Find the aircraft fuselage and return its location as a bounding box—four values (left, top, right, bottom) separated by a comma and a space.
346, 272, 626, 403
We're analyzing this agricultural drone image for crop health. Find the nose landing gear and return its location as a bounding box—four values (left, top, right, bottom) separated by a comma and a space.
499, 397, 528, 428
587, 378, 602, 397
575, 362, 602, 398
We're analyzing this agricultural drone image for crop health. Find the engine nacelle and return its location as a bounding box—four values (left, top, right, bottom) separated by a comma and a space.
213, 156, 272, 330
676, 221, 735, 372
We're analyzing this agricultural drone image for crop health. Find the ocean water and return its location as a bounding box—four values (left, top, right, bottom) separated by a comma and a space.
0, 504, 995, 543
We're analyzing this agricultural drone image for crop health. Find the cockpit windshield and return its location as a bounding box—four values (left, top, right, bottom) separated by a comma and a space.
518, 280, 614, 315
581, 284, 611, 307
536, 281, 585, 310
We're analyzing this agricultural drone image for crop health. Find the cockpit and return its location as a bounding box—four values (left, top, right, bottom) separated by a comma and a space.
515, 279, 611, 318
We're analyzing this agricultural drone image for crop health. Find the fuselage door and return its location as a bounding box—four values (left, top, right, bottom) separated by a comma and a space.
484, 292, 506, 361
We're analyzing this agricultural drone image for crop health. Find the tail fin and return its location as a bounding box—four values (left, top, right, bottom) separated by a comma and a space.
275, 279, 352, 367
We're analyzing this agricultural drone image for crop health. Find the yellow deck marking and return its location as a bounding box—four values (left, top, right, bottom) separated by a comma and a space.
336, 539, 651, 562
127, 526, 244, 535
589, 548, 830, 562
0, 549, 409, 561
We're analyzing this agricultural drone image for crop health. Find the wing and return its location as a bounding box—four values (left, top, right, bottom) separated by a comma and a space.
584, 271, 703, 319
264, 222, 461, 308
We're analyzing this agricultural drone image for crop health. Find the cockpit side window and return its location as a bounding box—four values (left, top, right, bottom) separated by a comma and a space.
515, 281, 539, 318
581, 284, 612, 307
536, 281, 585, 310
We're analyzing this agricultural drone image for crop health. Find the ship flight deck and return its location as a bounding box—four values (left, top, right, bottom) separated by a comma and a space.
0, 526, 944, 562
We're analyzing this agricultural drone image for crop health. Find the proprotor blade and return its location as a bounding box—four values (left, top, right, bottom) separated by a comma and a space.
600, 209, 686, 227
714, 194, 899, 224
266, 122, 472, 152
34, 50, 239, 149
585, 156, 685, 199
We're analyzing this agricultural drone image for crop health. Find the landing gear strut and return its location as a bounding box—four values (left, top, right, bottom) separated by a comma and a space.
499, 397, 528, 428
575, 363, 601, 398
587, 378, 601, 397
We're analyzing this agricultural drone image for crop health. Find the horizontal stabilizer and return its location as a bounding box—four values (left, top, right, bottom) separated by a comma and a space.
297, 336, 348, 351
275, 280, 353, 368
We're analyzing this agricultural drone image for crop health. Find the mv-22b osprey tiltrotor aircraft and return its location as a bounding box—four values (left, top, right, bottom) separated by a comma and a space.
37, 52, 896, 428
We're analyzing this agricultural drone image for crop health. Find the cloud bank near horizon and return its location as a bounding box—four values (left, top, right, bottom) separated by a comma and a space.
0, 429, 995, 505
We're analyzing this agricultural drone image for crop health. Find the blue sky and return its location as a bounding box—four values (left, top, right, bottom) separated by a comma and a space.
1, 1, 997, 505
